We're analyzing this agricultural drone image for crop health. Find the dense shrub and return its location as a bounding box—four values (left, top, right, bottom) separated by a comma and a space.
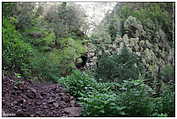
58, 70, 126, 116
3, 18, 33, 71
58, 70, 122, 96
24, 26, 56, 48
2, 3, 17, 18
57, 69, 174, 117
160, 85, 175, 116
54, 38, 86, 75
93, 82, 121, 94
78, 78, 161, 117
24, 37, 86, 80
159, 64, 174, 83
58, 37, 86, 57
152, 84, 175, 117
58, 70, 97, 97
28, 51, 61, 81
96, 47, 145, 82
118, 79, 154, 116
79, 92, 126, 116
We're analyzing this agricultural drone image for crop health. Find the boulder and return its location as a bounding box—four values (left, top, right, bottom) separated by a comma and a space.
63, 107, 81, 117
28, 32, 44, 38
124, 16, 145, 38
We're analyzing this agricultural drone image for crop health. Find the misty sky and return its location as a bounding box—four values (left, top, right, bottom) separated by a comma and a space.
75, 2, 117, 35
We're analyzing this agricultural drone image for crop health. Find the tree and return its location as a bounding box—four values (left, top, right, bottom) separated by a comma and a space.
44, 2, 87, 38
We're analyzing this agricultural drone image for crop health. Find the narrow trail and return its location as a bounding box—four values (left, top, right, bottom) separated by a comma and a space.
2, 74, 81, 117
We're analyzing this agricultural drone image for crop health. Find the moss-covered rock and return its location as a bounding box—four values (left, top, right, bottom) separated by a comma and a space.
124, 16, 146, 38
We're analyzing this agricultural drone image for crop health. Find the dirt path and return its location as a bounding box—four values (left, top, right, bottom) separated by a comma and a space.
2, 74, 81, 117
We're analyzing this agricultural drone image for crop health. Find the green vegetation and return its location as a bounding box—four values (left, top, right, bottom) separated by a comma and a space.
96, 47, 145, 82
3, 2, 87, 80
117, 3, 174, 46
58, 70, 174, 117
160, 64, 174, 82
3, 18, 33, 71
3, 2, 175, 117
58, 70, 96, 97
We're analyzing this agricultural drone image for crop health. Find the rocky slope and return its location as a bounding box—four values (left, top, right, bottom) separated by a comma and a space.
86, 3, 174, 75
2, 73, 81, 117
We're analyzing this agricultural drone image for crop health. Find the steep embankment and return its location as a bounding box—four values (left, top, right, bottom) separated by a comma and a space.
86, 3, 174, 74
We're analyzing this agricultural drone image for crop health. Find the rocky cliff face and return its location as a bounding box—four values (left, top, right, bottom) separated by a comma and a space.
85, 3, 174, 78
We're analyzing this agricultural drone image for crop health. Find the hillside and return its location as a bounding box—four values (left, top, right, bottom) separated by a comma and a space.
2, 2, 175, 117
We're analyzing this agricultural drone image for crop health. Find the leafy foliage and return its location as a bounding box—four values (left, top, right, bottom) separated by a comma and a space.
159, 85, 175, 116
118, 79, 154, 116
152, 84, 175, 117
3, 18, 33, 71
2, 2, 175, 117
55, 38, 86, 75
24, 27, 55, 48
28, 51, 61, 81
28, 37, 87, 80
159, 64, 174, 82
58, 70, 97, 97
79, 92, 126, 116
58, 70, 173, 117
2, 2, 17, 18
3, 2, 87, 80
96, 47, 145, 82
